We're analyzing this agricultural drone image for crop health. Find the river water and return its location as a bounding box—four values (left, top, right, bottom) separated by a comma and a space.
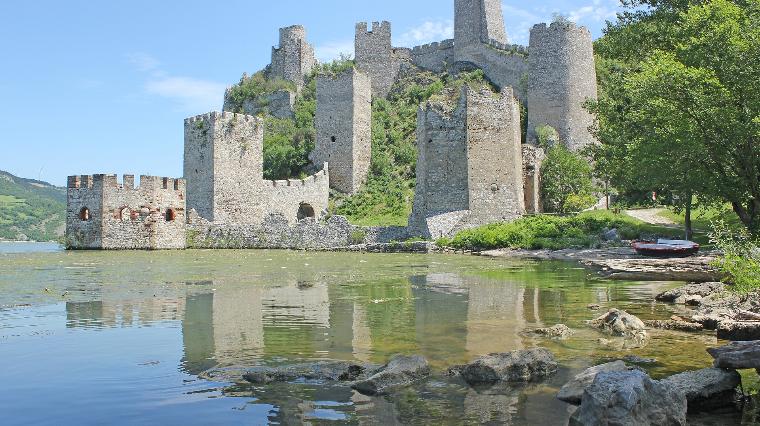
0, 243, 750, 424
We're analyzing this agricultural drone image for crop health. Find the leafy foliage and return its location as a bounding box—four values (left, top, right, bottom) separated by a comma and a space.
710, 220, 760, 294
0, 171, 65, 241
440, 210, 683, 251
540, 142, 596, 214
335, 69, 496, 226
591, 0, 760, 233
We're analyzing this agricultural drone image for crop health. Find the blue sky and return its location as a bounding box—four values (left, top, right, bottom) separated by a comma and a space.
0, 0, 624, 186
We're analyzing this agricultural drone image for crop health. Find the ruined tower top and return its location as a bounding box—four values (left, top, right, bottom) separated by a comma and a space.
270, 25, 317, 89
454, 0, 508, 49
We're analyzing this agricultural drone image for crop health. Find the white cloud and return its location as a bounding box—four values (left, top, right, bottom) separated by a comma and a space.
145, 77, 226, 112
315, 40, 354, 62
568, 0, 619, 24
397, 19, 454, 47
126, 52, 224, 113
126, 52, 161, 72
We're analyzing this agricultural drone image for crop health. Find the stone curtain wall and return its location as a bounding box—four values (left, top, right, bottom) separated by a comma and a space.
261, 167, 330, 224
410, 40, 455, 73
527, 22, 598, 152
454, 44, 529, 101
314, 68, 372, 194
66, 174, 186, 250
269, 25, 317, 90
465, 86, 525, 223
184, 112, 264, 225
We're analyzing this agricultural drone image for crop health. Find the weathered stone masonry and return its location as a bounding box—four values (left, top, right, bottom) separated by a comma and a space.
527, 22, 598, 152
269, 25, 317, 90
409, 86, 525, 238
184, 111, 329, 225
355, 21, 410, 98
312, 68, 372, 194
66, 174, 186, 250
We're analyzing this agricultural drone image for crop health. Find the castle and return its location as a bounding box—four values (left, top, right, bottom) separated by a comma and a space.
66, 0, 597, 250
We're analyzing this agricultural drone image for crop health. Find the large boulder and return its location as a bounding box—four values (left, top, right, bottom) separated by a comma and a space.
557, 361, 633, 405
656, 282, 725, 304
707, 340, 760, 370
351, 355, 430, 396
589, 308, 648, 339
570, 370, 687, 426
660, 368, 740, 412
243, 361, 380, 384
716, 321, 760, 341
460, 348, 558, 386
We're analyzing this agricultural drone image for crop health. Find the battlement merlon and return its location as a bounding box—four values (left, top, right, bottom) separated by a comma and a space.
356, 21, 392, 35
530, 21, 593, 37
67, 174, 186, 191
184, 111, 263, 126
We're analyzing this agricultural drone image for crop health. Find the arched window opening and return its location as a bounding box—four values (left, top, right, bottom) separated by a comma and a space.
165, 209, 176, 222
297, 203, 316, 221
119, 207, 131, 221
79, 207, 91, 221
331, 136, 336, 143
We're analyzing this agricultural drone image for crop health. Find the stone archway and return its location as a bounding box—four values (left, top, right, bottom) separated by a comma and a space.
297, 203, 316, 221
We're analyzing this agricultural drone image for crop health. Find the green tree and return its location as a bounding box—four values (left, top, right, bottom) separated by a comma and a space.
591, 0, 760, 233
540, 143, 596, 214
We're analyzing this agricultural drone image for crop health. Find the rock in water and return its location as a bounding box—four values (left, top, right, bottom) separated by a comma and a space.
243, 361, 379, 384
460, 348, 558, 386
707, 340, 760, 370
532, 324, 573, 339
557, 361, 632, 405
644, 320, 704, 333
589, 308, 647, 338
716, 321, 760, 341
655, 282, 725, 304
351, 355, 430, 396
570, 370, 687, 426
660, 368, 740, 412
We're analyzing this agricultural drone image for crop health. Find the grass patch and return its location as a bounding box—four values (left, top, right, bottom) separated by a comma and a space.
659, 204, 743, 232
441, 210, 684, 251
0, 195, 25, 205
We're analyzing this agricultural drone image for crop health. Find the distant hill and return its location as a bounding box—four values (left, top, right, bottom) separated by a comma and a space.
0, 170, 66, 242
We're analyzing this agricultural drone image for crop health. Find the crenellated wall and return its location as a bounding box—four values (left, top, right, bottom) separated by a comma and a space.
66, 174, 186, 250
184, 111, 329, 226
527, 21, 598, 152
410, 39, 455, 73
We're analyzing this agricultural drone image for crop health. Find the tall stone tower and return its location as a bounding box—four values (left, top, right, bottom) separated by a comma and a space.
355, 21, 402, 98
184, 112, 264, 224
409, 85, 525, 238
454, 0, 508, 52
270, 25, 317, 89
527, 22, 598, 152
313, 68, 372, 194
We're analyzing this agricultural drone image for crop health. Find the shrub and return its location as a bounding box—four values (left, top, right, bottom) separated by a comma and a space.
541, 143, 596, 214
710, 221, 760, 294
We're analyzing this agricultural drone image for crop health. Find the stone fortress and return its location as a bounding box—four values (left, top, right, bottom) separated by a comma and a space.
66, 0, 597, 250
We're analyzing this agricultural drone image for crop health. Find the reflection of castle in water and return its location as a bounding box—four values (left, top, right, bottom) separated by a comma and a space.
177, 271, 548, 375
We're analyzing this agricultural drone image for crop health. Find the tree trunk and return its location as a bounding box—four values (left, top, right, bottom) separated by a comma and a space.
684, 196, 693, 241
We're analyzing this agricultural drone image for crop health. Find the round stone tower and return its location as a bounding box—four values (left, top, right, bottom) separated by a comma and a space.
527, 21, 598, 152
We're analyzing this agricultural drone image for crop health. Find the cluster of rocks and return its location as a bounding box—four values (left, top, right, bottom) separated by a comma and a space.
656, 282, 760, 341
560, 340, 759, 425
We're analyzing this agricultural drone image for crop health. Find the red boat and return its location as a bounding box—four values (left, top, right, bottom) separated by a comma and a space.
632, 239, 700, 258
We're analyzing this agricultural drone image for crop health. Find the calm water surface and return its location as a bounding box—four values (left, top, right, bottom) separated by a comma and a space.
0, 243, 741, 424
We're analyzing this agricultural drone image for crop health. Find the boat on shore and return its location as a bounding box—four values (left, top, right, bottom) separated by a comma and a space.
632, 239, 700, 258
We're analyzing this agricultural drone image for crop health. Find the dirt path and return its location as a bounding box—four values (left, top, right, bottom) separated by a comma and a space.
625, 208, 678, 227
